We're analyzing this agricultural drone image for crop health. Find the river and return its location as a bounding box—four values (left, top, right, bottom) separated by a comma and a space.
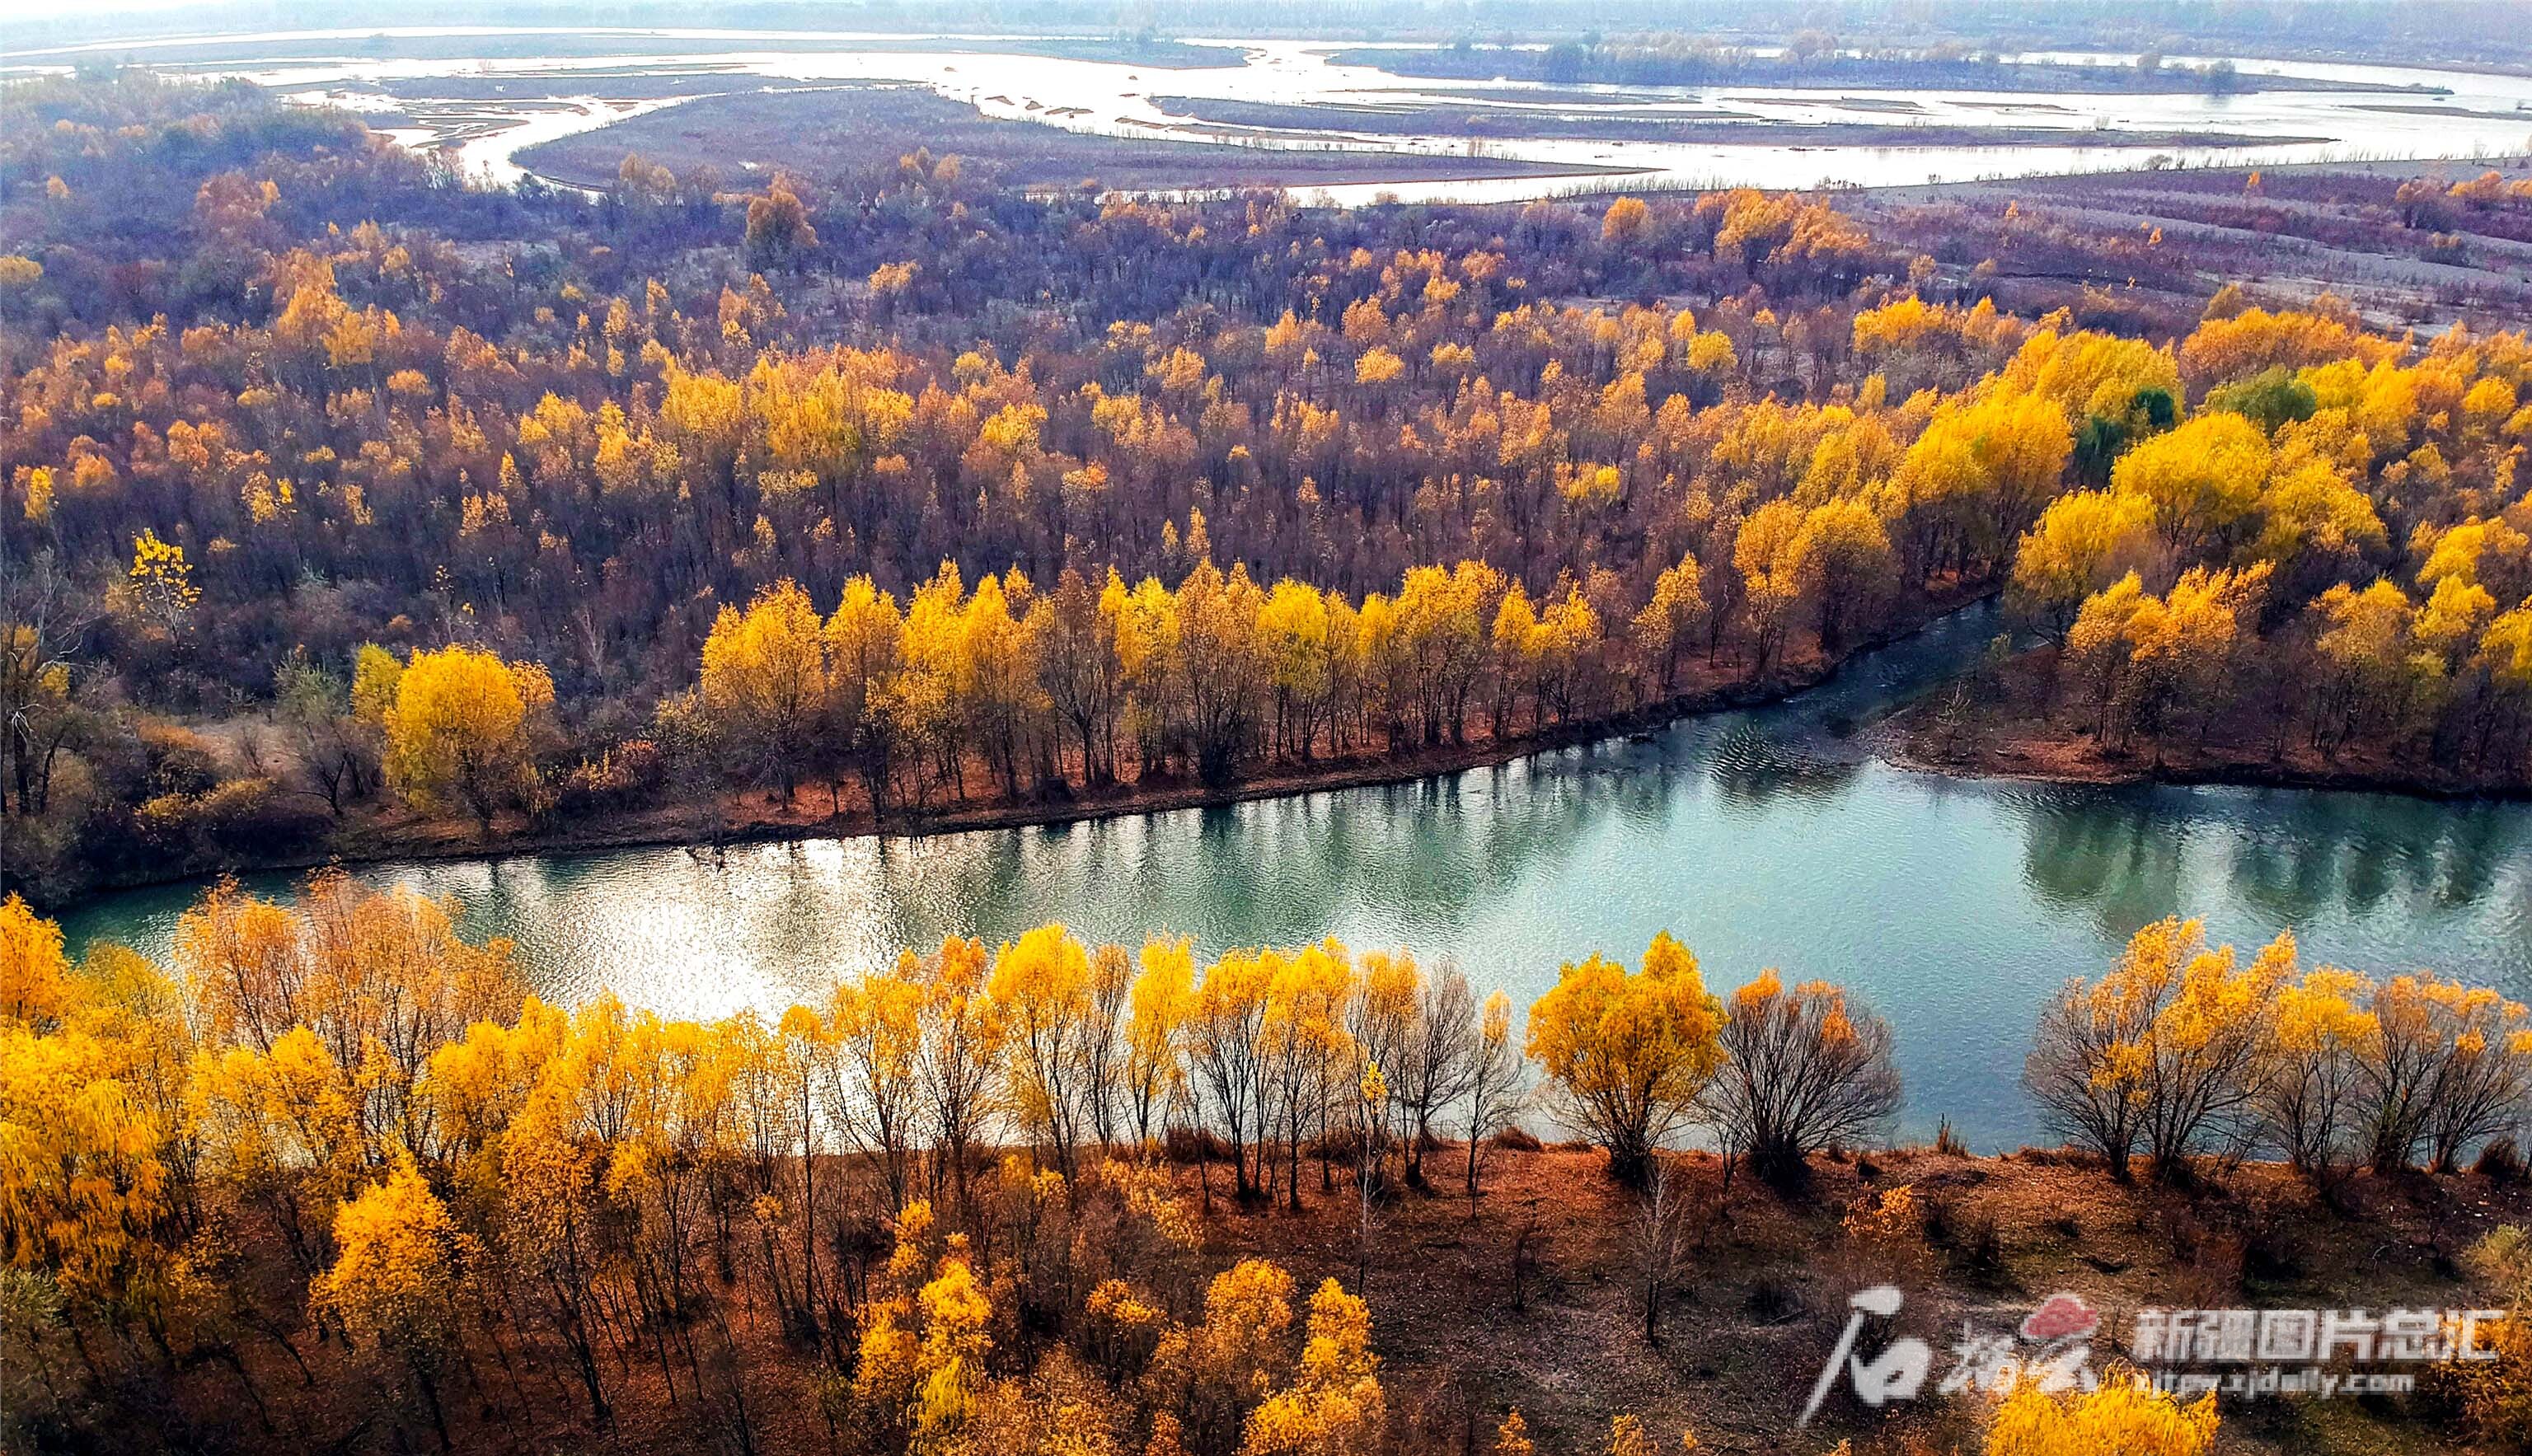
8, 29, 2532, 197
58, 603, 2532, 1152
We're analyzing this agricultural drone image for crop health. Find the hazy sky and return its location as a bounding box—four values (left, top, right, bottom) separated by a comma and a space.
6, 0, 209, 19
3, 0, 236, 31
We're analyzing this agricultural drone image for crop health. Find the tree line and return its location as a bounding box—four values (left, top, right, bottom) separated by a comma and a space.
12, 73, 2530, 905
12, 874, 2526, 1451
1980, 288, 2532, 780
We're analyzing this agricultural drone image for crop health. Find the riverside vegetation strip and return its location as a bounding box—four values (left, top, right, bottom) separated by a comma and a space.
11, 73, 2532, 913
12, 878, 2532, 1454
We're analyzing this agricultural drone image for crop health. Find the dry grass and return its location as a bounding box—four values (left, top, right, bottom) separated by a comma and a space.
1178, 1145, 2530, 1454
63, 1144, 2532, 1454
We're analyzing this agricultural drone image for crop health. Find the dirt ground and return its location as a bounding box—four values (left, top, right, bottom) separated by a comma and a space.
1192, 1144, 2529, 1454
110, 1142, 2532, 1456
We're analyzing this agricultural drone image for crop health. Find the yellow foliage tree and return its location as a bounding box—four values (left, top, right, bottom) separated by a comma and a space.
1985, 1370, 2216, 1456
700, 577, 831, 803
312, 1159, 469, 1446
1237, 1278, 1384, 1456
1525, 933, 1724, 1183
0, 893, 76, 1028
2009, 490, 2158, 639
2109, 412, 2268, 551
383, 644, 553, 835
2024, 917, 2291, 1182
0, 1019, 178, 1335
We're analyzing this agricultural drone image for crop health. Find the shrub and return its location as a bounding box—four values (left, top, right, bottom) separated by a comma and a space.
554, 738, 666, 817
136, 721, 220, 798
132, 777, 326, 862
2478, 1137, 2527, 1185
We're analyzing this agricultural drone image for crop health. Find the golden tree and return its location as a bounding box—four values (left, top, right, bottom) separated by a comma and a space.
699, 577, 831, 805
827, 574, 907, 811
0, 1018, 179, 1341
917, 937, 1005, 1215
382, 644, 553, 836
2109, 411, 2268, 551
2009, 490, 2157, 639
312, 1159, 471, 1448
2258, 965, 2377, 1191
1124, 937, 1194, 1147
827, 959, 926, 1210
1733, 501, 1807, 675
122, 529, 199, 635
1237, 1278, 1384, 1456
2363, 973, 2532, 1173
0, 893, 74, 1029
1185, 947, 1274, 1200
2024, 918, 2289, 1182
1524, 933, 1724, 1183
1788, 499, 1896, 650
1153, 1257, 1296, 1454
990, 924, 1097, 1179
1630, 554, 1708, 694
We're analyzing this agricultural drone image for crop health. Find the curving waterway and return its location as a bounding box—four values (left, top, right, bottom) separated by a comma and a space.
8, 29, 2532, 198
59, 603, 2532, 1152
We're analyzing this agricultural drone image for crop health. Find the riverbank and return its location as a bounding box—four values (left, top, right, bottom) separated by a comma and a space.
1322, 46, 2450, 96
31, 585, 1996, 915
1880, 706, 2532, 803
1144, 95, 2336, 150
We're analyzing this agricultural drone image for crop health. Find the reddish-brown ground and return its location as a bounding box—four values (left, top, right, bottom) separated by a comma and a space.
101, 1143, 2532, 1456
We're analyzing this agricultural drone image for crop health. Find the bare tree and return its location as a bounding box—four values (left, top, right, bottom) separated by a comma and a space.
1508, 1199, 1545, 1314
0, 547, 95, 817
274, 655, 377, 815
1462, 990, 1526, 1211
1629, 1154, 1690, 1346
1395, 967, 1478, 1187
2024, 977, 2157, 1183
1706, 974, 1901, 1187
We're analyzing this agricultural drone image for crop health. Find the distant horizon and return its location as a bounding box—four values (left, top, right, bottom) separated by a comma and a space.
0, 0, 2480, 35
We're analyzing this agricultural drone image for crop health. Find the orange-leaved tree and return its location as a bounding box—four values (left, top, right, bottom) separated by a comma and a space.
1525, 933, 1724, 1184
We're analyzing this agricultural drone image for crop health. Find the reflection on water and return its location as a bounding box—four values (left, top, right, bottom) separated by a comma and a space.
59, 602, 2532, 1151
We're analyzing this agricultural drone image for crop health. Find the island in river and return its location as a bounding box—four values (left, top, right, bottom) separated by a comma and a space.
514, 84, 1634, 194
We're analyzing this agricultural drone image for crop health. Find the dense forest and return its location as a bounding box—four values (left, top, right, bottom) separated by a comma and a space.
7, 868, 2532, 1454
9, 51, 2532, 1456
9, 71, 2528, 908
